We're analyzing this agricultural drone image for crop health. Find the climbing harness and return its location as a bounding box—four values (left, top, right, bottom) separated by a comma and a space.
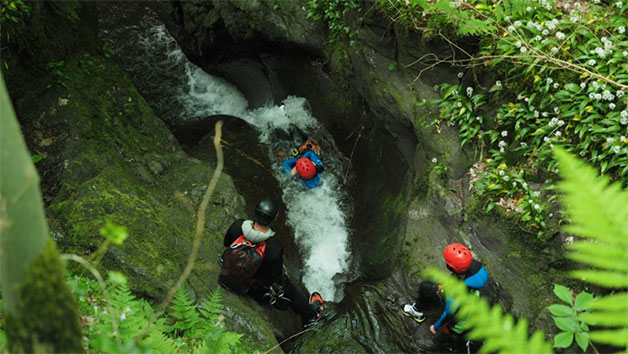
264, 283, 291, 309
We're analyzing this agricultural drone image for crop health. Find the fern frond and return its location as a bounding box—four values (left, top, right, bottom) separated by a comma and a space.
199, 287, 225, 323
554, 148, 628, 249
589, 328, 628, 347
554, 147, 628, 352
567, 242, 628, 272
145, 331, 179, 354
423, 268, 553, 354
458, 18, 496, 36
169, 287, 202, 338
569, 270, 628, 288
580, 311, 628, 327
589, 293, 628, 311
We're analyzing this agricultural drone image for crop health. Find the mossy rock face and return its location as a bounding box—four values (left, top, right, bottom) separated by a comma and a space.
8, 50, 300, 350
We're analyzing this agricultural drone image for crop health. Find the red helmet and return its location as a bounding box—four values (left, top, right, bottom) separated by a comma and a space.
443, 243, 472, 273
296, 158, 316, 180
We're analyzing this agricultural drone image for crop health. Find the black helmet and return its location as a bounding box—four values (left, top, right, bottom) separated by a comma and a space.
254, 198, 278, 226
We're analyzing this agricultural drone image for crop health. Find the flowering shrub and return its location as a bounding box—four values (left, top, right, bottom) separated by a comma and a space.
394, 0, 628, 238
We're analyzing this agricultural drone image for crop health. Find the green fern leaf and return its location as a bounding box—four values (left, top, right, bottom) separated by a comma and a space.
554, 147, 628, 352
145, 331, 179, 354
589, 293, 628, 311
567, 242, 628, 272
169, 287, 203, 338
589, 328, 628, 347
580, 311, 628, 326
569, 270, 628, 288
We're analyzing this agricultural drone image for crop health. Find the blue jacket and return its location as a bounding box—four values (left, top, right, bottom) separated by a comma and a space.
434, 261, 488, 332
282, 150, 323, 189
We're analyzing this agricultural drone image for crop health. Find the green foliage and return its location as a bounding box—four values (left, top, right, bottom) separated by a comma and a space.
0, 1, 29, 22
99, 221, 129, 245
306, 0, 361, 45
548, 284, 594, 351
66, 274, 250, 353
553, 147, 628, 350
391, 0, 628, 239
423, 268, 553, 353
421, 149, 628, 353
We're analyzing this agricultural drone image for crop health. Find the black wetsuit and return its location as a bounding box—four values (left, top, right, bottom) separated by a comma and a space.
223, 219, 318, 322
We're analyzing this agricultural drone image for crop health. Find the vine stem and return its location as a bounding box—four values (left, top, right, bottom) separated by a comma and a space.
133, 121, 224, 345
60, 254, 120, 344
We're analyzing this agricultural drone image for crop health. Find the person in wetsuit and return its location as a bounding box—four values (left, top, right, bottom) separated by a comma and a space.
222, 198, 324, 326
402, 243, 488, 337
282, 145, 324, 189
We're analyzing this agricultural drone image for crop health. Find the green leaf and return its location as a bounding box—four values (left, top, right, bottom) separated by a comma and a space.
553, 331, 574, 348
553, 284, 573, 305
574, 292, 594, 311
100, 221, 128, 245
107, 271, 127, 285
548, 304, 575, 317
31, 154, 43, 163
554, 316, 579, 332
572, 330, 589, 352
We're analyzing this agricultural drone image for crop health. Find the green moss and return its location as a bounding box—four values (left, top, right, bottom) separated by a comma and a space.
5, 240, 83, 353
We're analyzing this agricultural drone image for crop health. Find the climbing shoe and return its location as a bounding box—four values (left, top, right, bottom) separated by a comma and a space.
309, 292, 324, 313
402, 303, 426, 323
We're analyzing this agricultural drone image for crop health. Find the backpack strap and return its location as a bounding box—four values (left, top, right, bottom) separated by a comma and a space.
231, 235, 266, 261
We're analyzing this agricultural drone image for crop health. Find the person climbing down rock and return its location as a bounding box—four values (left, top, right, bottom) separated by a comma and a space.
402, 243, 488, 341
282, 144, 324, 189
219, 197, 324, 326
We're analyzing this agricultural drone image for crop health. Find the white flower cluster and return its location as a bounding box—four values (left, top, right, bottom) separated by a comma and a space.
548, 117, 565, 127
621, 111, 628, 125
536, 0, 553, 10
498, 140, 507, 152
602, 90, 615, 101
546, 19, 559, 31
467, 86, 474, 97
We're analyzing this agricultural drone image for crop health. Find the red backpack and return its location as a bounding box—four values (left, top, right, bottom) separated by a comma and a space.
218, 235, 267, 293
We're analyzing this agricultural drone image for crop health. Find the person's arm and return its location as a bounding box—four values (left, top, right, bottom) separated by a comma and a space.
304, 150, 323, 168
260, 238, 285, 286
282, 157, 298, 173
433, 298, 455, 332
224, 219, 244, 247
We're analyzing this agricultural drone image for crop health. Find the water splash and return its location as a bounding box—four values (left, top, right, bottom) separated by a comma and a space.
98, 6, 352, 301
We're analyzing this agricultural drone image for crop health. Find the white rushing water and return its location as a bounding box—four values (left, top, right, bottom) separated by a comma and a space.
100, 8, 352, 301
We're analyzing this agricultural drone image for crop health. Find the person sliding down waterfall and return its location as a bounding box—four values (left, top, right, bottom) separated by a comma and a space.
402, 244, 488, 351
219, 197, 324, 327
282, 142, 324, 189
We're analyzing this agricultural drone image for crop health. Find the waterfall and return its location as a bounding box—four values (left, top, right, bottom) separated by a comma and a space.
98, 4, 352, 301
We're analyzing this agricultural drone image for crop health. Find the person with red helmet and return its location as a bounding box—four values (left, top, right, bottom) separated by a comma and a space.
282, 147, 324, 189
402, 243, 488, 336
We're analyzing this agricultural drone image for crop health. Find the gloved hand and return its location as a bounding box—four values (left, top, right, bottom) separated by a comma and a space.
315, 164, 325, 173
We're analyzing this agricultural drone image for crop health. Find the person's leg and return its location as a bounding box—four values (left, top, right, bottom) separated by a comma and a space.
403, 281, 440, 322
282, 279, 318, 322
414, 281, 441, 312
